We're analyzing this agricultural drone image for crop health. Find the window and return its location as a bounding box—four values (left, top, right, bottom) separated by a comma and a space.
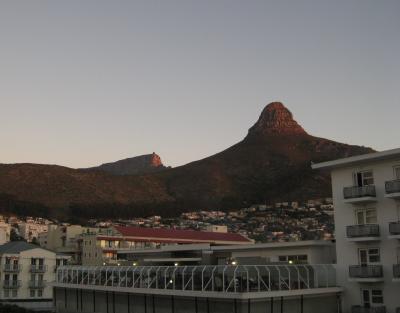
395, 166, 400, 180
371, 290, 383, 304
11, 289, 17, 298
356, 208, 377, 224
354, 171, 374, 187
30, 289, 35, 297
38, 289, 43, 297
4, 290, 9, 298
359, 248, 380, 265
278, 255, 308, 264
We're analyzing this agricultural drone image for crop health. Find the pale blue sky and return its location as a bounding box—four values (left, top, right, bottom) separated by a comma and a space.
0, 1, 399, 168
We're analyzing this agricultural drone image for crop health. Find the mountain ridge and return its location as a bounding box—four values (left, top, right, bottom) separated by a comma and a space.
0, 102, 374, 219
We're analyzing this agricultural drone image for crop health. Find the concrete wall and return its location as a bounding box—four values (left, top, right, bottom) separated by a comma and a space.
331, 159, 400, 313
55, 288, 339, 313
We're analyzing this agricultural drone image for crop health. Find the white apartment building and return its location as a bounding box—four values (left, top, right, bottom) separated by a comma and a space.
18, 222, 48, 243
38, 224, 99, 264
313, 148, 400, 313
0, 222, 11, 245
0, 241, 69, 310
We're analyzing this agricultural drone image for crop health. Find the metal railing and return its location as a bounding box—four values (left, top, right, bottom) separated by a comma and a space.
29, 280, 46, 288
56, 264, 337, 294
343, 186, 376, 199
30, 264, 47, 273
352, 306, 386, 313
3, 280, 21, 289
3, 264, 21, 272
385, 180, 400, 194
346, 224, 379, 238
349, 265, 383, 279
389, 222, 400, 235
393, 264, 400, 278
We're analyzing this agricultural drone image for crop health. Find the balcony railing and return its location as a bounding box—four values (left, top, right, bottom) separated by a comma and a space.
29, 280, 46, 288
3, 264, 21, 272
344, 186, 376, 199
3, 280, 21, 289
349, 265, 383, 279
351, 306, 386, 313
394, 264, 400, 278
55, 264, 337, 294
385, 179, 400, 194
346, 224, 379, 238
389, 222, 400, 235
30, 264, 47, 273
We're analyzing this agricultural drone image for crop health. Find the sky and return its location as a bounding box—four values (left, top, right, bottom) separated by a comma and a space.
0, 1, 399, 168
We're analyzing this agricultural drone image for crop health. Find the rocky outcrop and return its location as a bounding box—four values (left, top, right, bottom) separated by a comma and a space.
86, 152, 168, 176
248, 102, 307, 137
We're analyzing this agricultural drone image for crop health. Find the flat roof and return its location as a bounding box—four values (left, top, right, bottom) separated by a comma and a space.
117, 240, 333, 255
211, 240, 334, 252
311, 147, 400, 170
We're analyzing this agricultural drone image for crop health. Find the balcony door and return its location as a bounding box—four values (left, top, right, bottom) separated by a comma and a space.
358, 248, 380, 265
354, 171, 374, 187
355, 208, 377, 225
361, 289, 383, 308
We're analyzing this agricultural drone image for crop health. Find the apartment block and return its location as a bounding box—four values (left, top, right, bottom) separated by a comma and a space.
313, 147, 400, 313
38, 224, 99, 264
0, 241, 69, 310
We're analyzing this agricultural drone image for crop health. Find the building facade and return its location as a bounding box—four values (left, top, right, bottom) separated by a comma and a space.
82, 226, 253, 266
117, 240, 336, 267
38, 224, 99, 264
0, 222, 11, 245
313, 147, 400, 313
0, 241, 69, 310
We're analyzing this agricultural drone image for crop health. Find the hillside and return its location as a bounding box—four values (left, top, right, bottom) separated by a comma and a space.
0, 102, 374, 219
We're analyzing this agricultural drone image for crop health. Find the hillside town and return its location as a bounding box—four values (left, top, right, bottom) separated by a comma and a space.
0, 198, 334, 249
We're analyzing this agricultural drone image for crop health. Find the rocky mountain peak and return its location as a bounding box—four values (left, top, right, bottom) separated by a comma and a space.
85, 152, 167, 176
247, 102, 307, 137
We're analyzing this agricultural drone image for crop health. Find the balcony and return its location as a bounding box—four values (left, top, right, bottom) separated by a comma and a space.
349, 265, 383, 282
343, 186, 376, 204
393, 264, 400, 281
385, 180, 400, 199
30, 264, 47, 273
346, 224, 380, 242
389, 222, 400, 239
3, 280, 21, 289
29, 280, 46, 289
3, 264, 21, 272
351, 306, 386, 313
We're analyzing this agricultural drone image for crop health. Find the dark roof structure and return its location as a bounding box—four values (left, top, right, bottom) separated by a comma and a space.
112, 226, 252, 244
0, 241, 42, 254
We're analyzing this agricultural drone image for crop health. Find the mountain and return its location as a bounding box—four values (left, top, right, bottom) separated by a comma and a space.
0, 102, 374, 219
85, 153, 168, 176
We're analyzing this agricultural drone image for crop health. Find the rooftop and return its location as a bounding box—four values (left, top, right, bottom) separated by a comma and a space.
113, 226, 252, 244
311, 147, 400, 170
0, 241, 43, 254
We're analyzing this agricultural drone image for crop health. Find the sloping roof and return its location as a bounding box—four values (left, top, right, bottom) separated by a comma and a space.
0, 241, 41, 254
113, 226, 252, 244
